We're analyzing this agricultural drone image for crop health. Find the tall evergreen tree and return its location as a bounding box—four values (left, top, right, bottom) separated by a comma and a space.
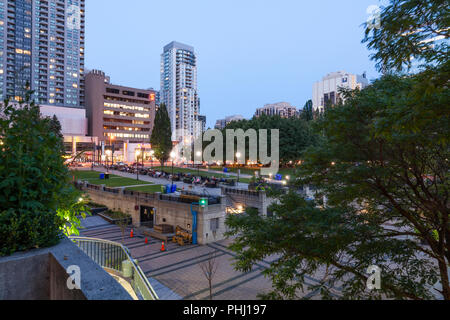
150, 103, 173, 167
300, 100, 314, 122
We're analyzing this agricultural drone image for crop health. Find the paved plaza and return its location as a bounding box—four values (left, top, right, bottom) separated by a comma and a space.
80, 216, 341, 300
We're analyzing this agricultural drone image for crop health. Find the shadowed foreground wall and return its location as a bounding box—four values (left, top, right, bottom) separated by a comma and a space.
0, 238, 132, 300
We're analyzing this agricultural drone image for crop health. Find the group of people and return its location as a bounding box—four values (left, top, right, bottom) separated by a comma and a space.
104, 164, 236, 188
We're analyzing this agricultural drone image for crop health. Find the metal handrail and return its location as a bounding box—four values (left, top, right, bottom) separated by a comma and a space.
69, 236, 159, 300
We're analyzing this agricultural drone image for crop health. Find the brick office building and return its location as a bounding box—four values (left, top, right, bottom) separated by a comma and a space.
85, 70, 157, 162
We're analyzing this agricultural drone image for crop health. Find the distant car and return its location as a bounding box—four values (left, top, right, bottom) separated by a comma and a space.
131, 162, 144, 167
69, 162, 83, 168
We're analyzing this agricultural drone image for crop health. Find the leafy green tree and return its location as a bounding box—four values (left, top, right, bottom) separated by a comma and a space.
150, 103, 173, 167
363, 0, 449, 72
226, 0, 449, 299
300, 100, 314, 122
226, 70, 449, 300
224, 115, 318, 166
0, 93, 88, 256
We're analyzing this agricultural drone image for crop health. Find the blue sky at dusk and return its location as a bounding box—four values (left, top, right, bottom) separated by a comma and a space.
85, 0, 384, 128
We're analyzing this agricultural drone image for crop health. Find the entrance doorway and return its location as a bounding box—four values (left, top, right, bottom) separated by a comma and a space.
140, 206, 155, 228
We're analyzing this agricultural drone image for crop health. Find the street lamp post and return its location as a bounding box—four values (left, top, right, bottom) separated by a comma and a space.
170, 151, 176, 188
196, 151, 202, 176
136, 149, 141, 181
110, 135, 115, 167
106, 150, 112, 173
236, 152, 241, 183
150, 150, 155, 169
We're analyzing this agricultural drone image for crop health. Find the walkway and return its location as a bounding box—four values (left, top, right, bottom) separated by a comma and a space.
79, 215, 341, 300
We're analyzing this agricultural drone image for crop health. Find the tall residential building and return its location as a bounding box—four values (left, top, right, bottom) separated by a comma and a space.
255, 102, 297, 118
215, 115, 244, 130
85, 70, 156, 145
160, 41, 200, 142
0, 0, 85, 107
312, 71, 369, 111
198, 115, 206, 133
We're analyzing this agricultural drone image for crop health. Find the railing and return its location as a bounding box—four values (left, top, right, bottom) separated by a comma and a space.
160, 193, 221, 205
70, 236, 159, 301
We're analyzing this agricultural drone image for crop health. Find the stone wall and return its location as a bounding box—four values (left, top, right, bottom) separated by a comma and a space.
222, 187, 277, 216
0, 238, 131, 300
82, 185, 228, 245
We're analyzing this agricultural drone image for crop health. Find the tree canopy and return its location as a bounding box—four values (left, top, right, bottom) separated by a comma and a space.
224, 115, 318, 166
226, 0, 449, 300
363, 0, 449, 72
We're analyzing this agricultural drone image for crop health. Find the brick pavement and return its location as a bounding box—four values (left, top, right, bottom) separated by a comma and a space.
79, 215, 340, 300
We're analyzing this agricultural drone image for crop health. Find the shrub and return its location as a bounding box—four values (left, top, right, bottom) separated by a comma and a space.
0, 93, 88, 256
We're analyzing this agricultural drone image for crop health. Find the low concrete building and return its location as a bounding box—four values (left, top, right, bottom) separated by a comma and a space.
40, 105, 88, 137
39, 105, 98, 157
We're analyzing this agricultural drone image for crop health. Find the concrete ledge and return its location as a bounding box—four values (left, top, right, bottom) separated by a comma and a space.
0, 238, 132, 300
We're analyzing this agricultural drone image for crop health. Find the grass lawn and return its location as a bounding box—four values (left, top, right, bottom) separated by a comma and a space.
70, 170, 106, 180
70, 170, 150, 188
153, 166, 232, 179
125, 185, 164, 194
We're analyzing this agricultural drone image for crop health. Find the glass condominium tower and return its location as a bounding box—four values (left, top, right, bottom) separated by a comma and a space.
0, 0, 85, 107
160, 41, 200, 142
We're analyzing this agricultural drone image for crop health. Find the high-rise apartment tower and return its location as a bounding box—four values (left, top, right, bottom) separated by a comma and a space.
0, 0, 85, 107
160, 41, 200, 142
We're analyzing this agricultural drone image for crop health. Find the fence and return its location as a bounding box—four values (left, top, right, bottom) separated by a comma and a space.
70, 236, 159, 301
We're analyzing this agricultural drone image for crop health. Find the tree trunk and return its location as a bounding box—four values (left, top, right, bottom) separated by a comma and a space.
209, 279, 213, 300
438, 259, 450, 300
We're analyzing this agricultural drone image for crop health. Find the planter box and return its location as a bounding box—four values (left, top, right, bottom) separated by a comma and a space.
89, 207, 108, 216
97, 212, 132, 225
154, 224, 174, 234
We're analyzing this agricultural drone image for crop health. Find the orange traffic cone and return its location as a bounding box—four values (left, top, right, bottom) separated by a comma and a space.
160, 241, 166, 252
145, 238, 148, 244
130, 229, 134, 238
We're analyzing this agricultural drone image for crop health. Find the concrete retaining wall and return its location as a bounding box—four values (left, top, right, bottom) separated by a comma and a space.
83, 186, 228, 245
222, 187, 277, 216
0, 238, 132, 300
